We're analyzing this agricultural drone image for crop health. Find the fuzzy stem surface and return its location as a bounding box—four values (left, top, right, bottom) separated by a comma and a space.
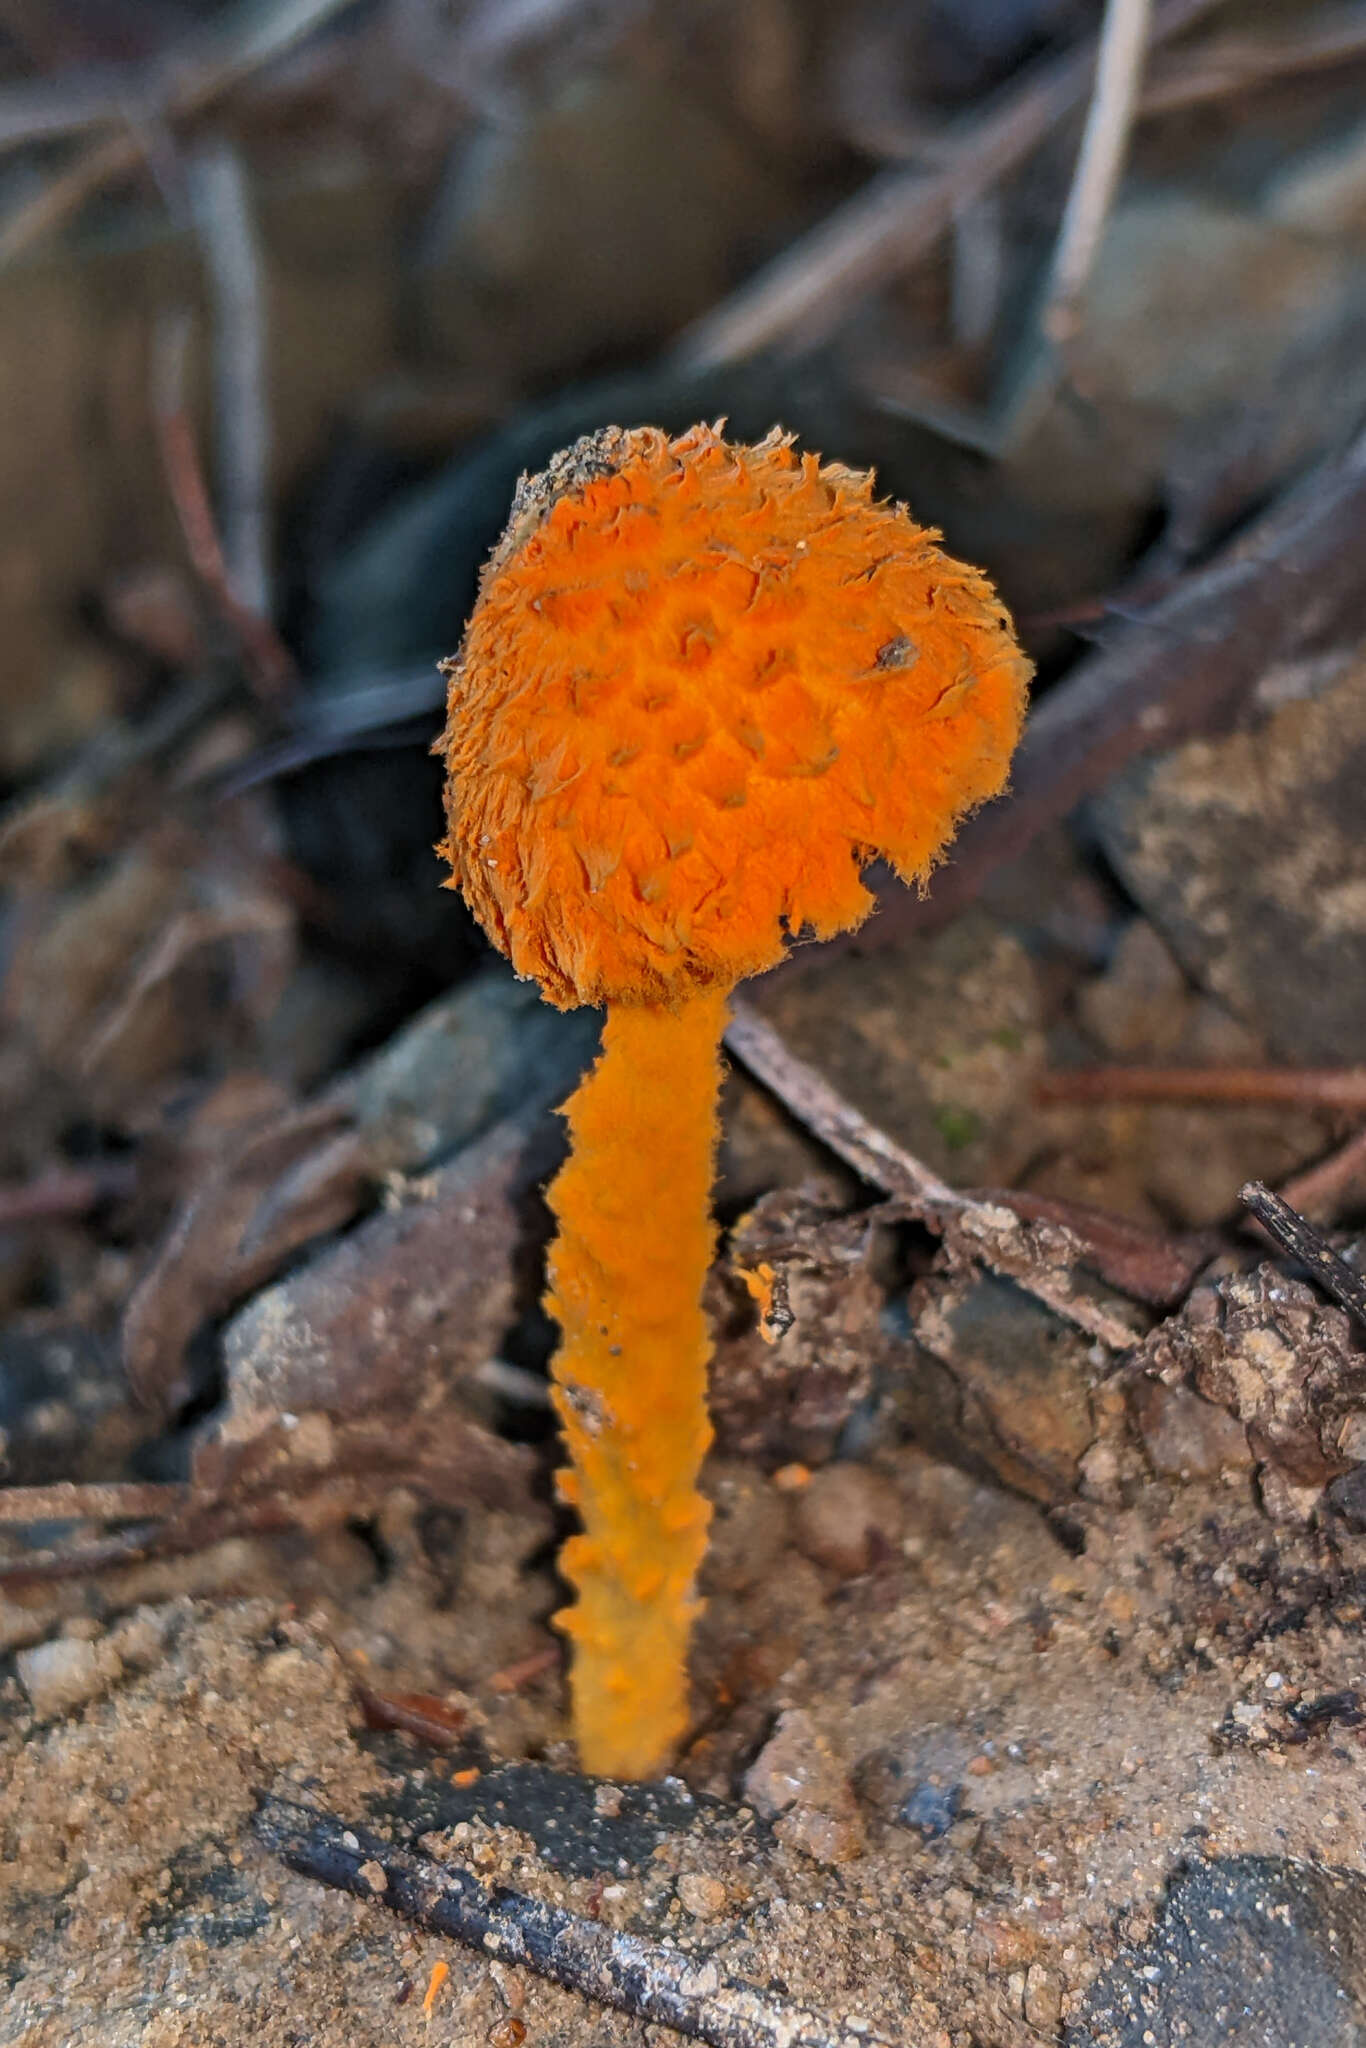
546, 987, 725, 1778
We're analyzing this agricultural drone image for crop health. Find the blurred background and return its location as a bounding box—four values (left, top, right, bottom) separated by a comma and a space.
1, 0, 1366, 1507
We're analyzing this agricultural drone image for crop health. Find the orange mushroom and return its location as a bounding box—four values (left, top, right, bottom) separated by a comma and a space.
437, 422, 1029, 1779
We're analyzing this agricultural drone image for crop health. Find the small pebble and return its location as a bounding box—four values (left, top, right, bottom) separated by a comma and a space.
16, 1637, 123, 1719
676, 1872, 727, 1919
359, 1860, 388, 1894
791, 1462, 903, 1578
744, 1709, 865, 1863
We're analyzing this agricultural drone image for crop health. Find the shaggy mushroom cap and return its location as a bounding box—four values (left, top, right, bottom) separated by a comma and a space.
440, 422, 1030, 1007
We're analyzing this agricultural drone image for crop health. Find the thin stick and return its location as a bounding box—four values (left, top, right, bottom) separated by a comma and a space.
1140, 2, 1366, 115
1037, 1066, 1366, 1110
724, 999, 957, 1217
1240, 1181, 1366, 1334
1042, 0, 1153, 344
254, 1797, 890, 2048
0, 0, 363, 267
1278, 1125, 1366, 1222
672, 0, 1220, 368
0, 1480, 186, 1525
188, 141, 272, 622
152, 311, 293, 698
725, 1000, 1141, 1349
0, 69, 130, 154
0, 1162, 136, 1227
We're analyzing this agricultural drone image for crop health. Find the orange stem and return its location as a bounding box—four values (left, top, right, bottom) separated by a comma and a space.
545, 987, 725, 1778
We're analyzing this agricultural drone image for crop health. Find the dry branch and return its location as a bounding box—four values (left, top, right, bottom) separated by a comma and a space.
1043, 0, 1153, 344
725, 1000, 1144, 1349
0, 0, 364, 266
256, 1797, 891, 2048
672, 0, 1221, 369
1038, 1067, 1366, 1110
1241, 1182, 1366, 1334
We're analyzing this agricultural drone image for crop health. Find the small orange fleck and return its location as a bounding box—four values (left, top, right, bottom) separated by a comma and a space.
738, 1261, 776, 1328
773, 1462, 812, 1492
451, 1766, 481, 1787
422, 1960, 449, 2015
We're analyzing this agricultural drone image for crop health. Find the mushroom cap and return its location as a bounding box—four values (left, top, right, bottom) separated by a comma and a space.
439, 422, 1030, 1008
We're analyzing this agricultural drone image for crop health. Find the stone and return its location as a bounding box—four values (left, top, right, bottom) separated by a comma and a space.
1268, 115, 1366, 240
1140, 1262, 1366, 1512
1326, 1464, 1366, 1531
854, 1725, 975, 1838
1130, 1377, 1255, 1483
791, 1462, 904, 1578
743, 1710, 865, 1864
753, 913, 1047, 1191
1091, 651, 1366, 1065
17, 1635, 123, 1719
219, 1115, 554, 1429
710, 1189, 890, 1467
676, 1873, 727, 1920
907, 1268, 1107, 1504
1076, 919, 1192, 1061
351, 964, 599, 1175
417, 70, 796, 381
1069, 1857, 1366, 2047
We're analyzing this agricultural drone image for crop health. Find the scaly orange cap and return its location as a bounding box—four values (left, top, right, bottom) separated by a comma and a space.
440, 421, 1029, 1005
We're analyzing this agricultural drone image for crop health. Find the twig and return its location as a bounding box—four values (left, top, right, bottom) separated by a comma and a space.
1037, 1066, 1366, 1110
0, 68, 130, 153
254, 1796, 890, 2048
0, 0, 364, 267
152, 310, 294, 698
980, 1188, 1212, 1307
725, 1000, 1142, 1349
949, 190, 1004, 350
724, 999, 957, 1217
1042, 0, 1153, 345
188, 141, 272, 623
1140, 2, 1366, 115
672, 0, 1220, 368
0, 1161, 136, 1227
1240, 1182, 1366, 1335
488, 1645, 561, 1694
0, 1480, 186, 1525
1278, 1125, 1366, 1223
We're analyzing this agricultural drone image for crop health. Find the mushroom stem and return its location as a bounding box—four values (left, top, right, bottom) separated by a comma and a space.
546, 985, 726, 1778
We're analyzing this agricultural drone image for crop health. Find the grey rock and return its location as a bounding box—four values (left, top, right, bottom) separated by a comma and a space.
1070, 1857, 1366, 2047
0, 1325, 133, 1487
352, 962, 599, 1173
907, 1268, 1108, 1504
417, 71, 797, 380
1091, 653, 1366, 1065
